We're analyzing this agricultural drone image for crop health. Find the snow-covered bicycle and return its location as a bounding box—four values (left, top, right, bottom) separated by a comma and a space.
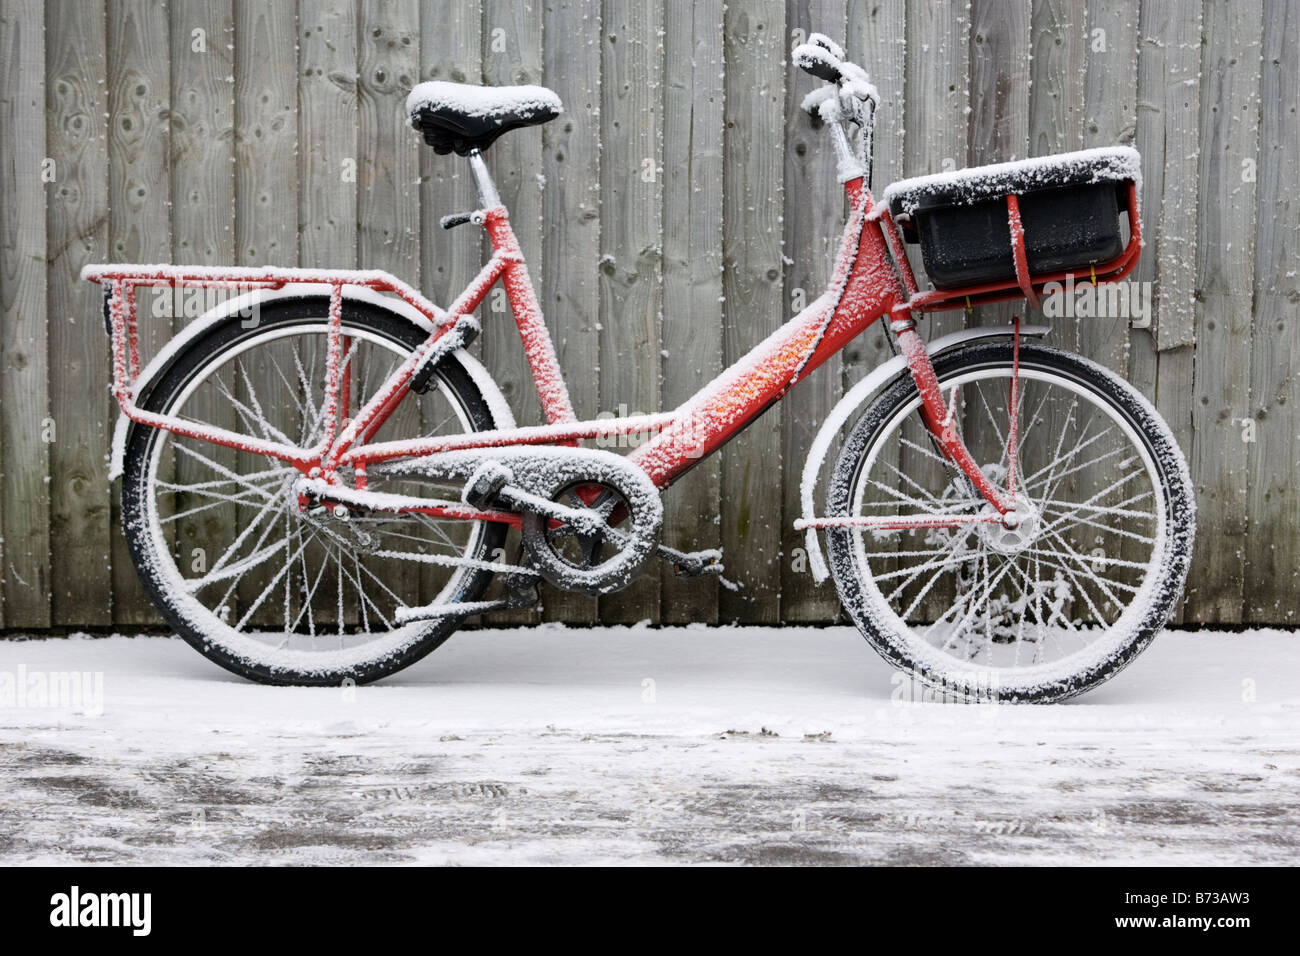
83, 35, 1193, 701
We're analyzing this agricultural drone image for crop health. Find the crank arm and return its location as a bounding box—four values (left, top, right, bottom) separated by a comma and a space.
463, 461, 610, 536
395, 598, 509, 624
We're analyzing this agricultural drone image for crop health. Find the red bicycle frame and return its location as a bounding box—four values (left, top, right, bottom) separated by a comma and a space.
85, 151, 1141, 533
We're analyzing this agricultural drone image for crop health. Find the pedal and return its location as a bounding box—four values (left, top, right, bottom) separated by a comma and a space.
658, 544, 724, 578
463, 460, 514, 510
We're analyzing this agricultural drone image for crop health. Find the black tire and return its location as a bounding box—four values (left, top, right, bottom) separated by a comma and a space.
826, 342, 1195, 703
122, 297, 508, 685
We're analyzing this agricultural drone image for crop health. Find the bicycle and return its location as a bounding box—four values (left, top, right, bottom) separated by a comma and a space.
83, 34, 1194, 701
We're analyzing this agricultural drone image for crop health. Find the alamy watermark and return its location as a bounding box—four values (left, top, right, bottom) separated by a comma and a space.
593, 403, 709, 459
49, 886, 150, 936
1041, 275, 1152, 327
0, 664, 104, 716
149, 283, 261, 327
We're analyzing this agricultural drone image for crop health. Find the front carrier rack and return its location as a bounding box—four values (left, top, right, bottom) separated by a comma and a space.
875, 146, 1142, 315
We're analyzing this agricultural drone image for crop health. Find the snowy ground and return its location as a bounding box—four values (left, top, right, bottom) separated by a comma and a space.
0, 625, 1296, 866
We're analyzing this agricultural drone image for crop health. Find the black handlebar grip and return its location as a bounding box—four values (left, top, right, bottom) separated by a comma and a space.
792, 42, 842, 84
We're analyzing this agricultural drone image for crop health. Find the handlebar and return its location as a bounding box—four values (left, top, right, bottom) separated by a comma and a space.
792, 33, 878, 185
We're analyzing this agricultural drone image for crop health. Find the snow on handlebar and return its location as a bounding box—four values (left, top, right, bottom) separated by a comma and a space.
793, 35, 878, 184
792, 36, 879, 129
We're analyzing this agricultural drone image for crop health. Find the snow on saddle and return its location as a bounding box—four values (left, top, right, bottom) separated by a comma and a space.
406, 80, 562, 156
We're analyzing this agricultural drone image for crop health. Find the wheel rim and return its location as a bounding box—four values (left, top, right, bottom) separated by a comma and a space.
138, 322, 492, 675
845, 363, 1168, 696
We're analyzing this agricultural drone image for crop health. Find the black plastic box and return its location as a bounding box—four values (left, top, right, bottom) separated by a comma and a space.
885, 149, 1138, 291
905, 183, 1127, 289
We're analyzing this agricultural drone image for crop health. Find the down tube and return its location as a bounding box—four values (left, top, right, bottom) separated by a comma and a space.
630, 200, 903, 488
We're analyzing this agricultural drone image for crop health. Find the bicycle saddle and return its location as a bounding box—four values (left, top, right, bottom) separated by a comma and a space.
406, 80, 562, 156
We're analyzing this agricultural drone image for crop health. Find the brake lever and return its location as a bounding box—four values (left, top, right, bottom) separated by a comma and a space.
801, 84, 838, 128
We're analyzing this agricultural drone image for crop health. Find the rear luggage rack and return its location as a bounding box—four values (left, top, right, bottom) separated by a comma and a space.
80, 263, 465, 468
878, 146, 1142, 315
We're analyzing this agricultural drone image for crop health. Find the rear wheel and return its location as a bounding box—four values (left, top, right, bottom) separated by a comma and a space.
121, 298, 509, 685
826, 343, 1194, 703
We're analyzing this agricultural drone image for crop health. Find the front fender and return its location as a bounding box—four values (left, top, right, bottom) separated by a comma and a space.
799, 323, 1049, 583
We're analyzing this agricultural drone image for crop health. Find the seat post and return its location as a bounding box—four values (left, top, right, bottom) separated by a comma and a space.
466, 149, 501, 209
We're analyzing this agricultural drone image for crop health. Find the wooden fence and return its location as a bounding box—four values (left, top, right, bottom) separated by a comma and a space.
0, 0, 1296, 630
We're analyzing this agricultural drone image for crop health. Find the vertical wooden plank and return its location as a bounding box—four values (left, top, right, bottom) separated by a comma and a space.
848, 0, 905, 192
1244, 0, 1300, 623
969, 1, 1031, 164
1149, 15, 1202, 355
234, 0, 296, 270
661, 0, 724, 624
300, 0, 356, 268
719, 0, 786, 624
1126, 9, 1164, 406
965, 1, 1029, 570
903, 0, 969, 341
172, 1, 234, 266
1184, 0, 1263, 622
1076, 0, 1142, 616
482, 0, 545, 428
541, 0, 601, 623
827, 0, 906, 625
968, 0, 1030, 326
481, 0, 544, 626
895, 3, 968, 623
357, 0, 420, 607
780, 0, 846, 623
107, 0, 169, 626
1133, 0, 1202, 621
170, 0, 237, 633
1022, 0, 1088, 620
969, 0, 1030, 340
1028, 0, 1084, 158
419, 3, 503, 624
901, 2, 970, 346
233, 0, 295, 627
1080, 0, 1139, 376
46, 0, 111, 627
843, 0, 905, 379
0, 0, 50, 628
597, 0, 663, 624
419, 0, 480, 309
358, 0, 419, 281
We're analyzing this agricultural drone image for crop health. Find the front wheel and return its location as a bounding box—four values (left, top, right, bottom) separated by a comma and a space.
826, 342, 1194, 703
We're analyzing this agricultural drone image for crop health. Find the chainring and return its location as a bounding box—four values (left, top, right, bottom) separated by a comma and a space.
517, 457, 662, 595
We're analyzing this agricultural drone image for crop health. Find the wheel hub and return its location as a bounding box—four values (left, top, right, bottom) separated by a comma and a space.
978, 493, 1039, 555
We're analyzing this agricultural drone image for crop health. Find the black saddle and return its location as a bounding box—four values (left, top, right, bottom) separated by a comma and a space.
406, 80, 563, 156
